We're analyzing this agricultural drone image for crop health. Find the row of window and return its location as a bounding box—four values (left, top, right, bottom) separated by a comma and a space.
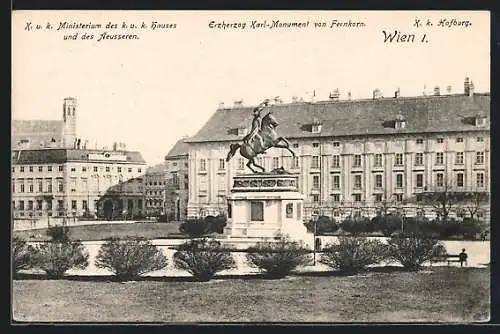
12, 180, 63, 193
13, 199, 86, 211
198, 171, 486, 198
146, 199, 164, 207
198, 151, 486, 172
12, 165, 142, 174
13, 199, 145, 211
313, 152, 485, 168
311, 193, 403, 203
146, 181, 165, 186
298, 136, 485, 149
311, 172, 486, 191
145, 190, 164, 196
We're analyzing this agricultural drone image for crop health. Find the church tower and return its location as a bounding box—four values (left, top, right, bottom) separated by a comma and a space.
62, 97, 77, 148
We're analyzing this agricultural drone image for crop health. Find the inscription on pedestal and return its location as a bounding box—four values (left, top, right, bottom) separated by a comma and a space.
231, 173, 299, 193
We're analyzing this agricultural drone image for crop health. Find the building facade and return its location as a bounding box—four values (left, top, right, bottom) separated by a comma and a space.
185, 79, 490, 221
165, 138, 189, 221
144, 164, 167, 217
11, 148, 147, 221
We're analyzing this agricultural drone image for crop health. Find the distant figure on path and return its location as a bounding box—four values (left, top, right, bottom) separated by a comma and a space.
459, 248, 468, 267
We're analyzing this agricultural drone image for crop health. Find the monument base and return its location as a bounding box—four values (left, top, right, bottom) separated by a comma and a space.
222, 172, 313, 250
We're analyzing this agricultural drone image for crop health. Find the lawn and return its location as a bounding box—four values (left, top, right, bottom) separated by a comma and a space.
12, 222, 182, 242
12, 267, 489, 323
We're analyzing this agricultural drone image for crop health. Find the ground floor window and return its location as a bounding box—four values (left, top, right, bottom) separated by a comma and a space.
251, 201, 264, 221
286, 203, 293, 218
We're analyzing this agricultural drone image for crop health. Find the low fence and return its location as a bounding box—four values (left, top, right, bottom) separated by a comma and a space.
12, 218, 159, 231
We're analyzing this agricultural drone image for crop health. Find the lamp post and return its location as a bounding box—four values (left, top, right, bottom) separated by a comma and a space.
312, 212, 318, 266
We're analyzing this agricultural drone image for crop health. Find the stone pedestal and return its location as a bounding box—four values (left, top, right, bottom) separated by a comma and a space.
222, 172, 312, 249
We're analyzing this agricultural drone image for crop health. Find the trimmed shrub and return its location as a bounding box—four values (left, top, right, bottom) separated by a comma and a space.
205, 214, 227, 234
386, 234, 442, 271
458, 218, 483, 239
12, 237, 37, 273
46, 225, 71, 242
439, 218, 462, 238
33, 241, 89, 278
173, 238, 236, 281
372, 214, 402, 236
95, 237, 168, 280
246, 237, 311, 279
304, 216, 339, 235
340, 217, 372, 235
179, 219, 211, 237
319, 236, 388, 274
403, 216, 440, 237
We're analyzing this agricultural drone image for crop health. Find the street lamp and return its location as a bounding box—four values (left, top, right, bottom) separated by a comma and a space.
312, 212, 319, 266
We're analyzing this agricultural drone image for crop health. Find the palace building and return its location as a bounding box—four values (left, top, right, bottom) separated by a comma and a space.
11, 148, 147, 220
11, 97, 147, 221
185, 78, 490, 221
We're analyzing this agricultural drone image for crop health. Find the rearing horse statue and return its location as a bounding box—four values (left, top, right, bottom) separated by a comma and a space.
226, 100, 296, 173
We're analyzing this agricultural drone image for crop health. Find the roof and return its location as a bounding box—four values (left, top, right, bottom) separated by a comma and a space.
100, 177, 144, 197
11, 149, 146, 165
146, 163, 166, 174
186, 93, 490, 143
165, 138, 189, 159
12, 120, 63, 149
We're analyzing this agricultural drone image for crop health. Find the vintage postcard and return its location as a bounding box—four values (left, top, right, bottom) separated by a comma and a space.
11, 10, 490, 323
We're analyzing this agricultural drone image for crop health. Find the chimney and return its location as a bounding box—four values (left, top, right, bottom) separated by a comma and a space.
464, 77, 474, 96
373, 89, 382, 100
77, 138, 81, 149
329, 89, 340, 102
434, 86, 440, 96
347, 91, 352, 100
446, 85, 452, 94
113, 142, 118, 151
309, 90, 316, 103
394, 88, 400, 98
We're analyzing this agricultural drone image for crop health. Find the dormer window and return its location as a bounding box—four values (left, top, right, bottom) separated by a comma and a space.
475, 115, 487, 127
394, 114, 406, 129
311, 119, 323, 133
312, 124, 322, 133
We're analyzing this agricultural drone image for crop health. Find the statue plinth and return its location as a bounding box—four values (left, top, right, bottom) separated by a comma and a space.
222, 170, 312, 249
231, 172, 299, 193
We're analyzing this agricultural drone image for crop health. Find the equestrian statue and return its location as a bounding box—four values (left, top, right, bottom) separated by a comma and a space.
225, 98, 296, 173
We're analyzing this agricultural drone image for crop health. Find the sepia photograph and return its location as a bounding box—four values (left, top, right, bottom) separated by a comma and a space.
11, 10, 490, 323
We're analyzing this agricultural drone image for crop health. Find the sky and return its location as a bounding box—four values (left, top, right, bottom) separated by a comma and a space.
12, 11, 490, 165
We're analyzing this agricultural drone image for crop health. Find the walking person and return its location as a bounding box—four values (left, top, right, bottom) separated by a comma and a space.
459, 248, 468, 267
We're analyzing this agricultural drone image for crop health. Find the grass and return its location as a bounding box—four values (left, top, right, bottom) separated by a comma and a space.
12, 267, 489, 323
12, 222, 182, 242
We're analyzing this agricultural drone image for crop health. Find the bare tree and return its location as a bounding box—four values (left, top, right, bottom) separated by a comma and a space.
422, 183, 489, 223
421, 183, 460, 223
462, 192, 489, 221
